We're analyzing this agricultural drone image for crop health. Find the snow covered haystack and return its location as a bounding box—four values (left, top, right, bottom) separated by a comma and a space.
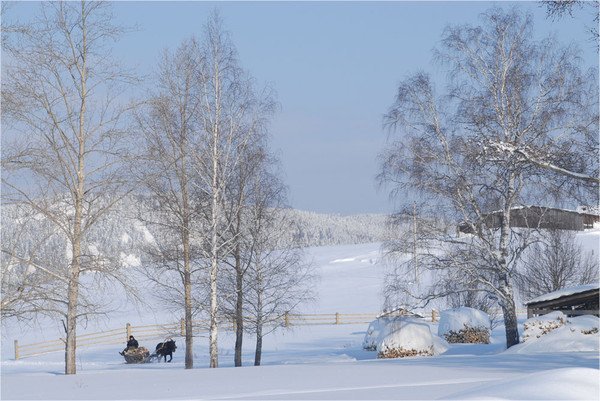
438, 307, 491, 344
376, 318, 448, 358
505, 311, 599, 354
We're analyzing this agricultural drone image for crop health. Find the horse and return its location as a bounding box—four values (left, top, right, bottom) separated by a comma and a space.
154, 339, 176, 362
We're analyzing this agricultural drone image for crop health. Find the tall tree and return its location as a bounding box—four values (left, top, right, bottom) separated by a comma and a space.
379, 8, 598, 348
1, 1, 136, 374
221, 143, 274, 367
193, 12, 276, 368
242, 172, 315, 366
133, 38, 205, 370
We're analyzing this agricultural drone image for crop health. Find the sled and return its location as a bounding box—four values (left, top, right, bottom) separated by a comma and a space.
121, 346, 151, 364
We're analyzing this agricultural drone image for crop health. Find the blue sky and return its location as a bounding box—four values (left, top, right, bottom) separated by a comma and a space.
7, 1, 598, 215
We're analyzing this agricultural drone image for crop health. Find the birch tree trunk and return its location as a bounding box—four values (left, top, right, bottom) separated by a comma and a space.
209, 69, 221, 368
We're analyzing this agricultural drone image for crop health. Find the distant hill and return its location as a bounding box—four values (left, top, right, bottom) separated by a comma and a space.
284, 209, 388, 247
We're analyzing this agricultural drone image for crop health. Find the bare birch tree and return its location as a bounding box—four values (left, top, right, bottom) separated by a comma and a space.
191, 12, 276, 368
379, 8, 597, 348
133, 38, 205, 369
1, 1, 136, 374
242, 173, 315, 366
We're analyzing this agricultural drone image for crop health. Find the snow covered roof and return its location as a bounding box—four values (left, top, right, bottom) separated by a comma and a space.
577, 205, 600, 216
525, 284, 600, 305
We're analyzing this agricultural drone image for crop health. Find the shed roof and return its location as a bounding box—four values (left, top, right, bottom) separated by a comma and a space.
524, 283, 600, 305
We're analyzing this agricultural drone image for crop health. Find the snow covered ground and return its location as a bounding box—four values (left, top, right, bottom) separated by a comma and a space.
2, 240, 599, 400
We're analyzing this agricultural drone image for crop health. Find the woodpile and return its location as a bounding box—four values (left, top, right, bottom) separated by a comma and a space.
444, 325, 490, 344
377, 346, 434, 359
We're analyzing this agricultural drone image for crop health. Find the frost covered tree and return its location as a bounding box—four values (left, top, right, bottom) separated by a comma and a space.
379, 8, 598, 348
179, 12, 278, 368
220, 142, 277, 367
242, 173, 315, 366
133, 38, 206, 370
1, 1, 136, 374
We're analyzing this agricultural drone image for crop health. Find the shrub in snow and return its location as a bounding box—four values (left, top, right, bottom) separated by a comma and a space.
376, 318, 448, 358
570, 315, 600, 335
507, 313, 599, 354
522, 312, 599, 342
438, 307, 491, 344
522, 311, 567, 341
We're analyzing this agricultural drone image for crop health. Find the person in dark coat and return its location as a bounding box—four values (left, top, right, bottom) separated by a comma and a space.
119, 335, 139, 355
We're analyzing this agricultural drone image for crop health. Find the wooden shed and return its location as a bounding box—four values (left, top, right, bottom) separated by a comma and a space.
524, 284, 600, 318
458, 206, 592, 234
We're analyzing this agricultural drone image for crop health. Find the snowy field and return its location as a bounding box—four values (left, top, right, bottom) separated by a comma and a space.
2, 240, 599, 400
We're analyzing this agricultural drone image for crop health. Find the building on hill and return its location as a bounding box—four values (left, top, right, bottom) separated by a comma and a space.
524, 284, 600, 318
458, 205, 598, 234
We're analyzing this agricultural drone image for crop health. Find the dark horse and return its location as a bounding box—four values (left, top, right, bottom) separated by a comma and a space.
154, 339, 176, 362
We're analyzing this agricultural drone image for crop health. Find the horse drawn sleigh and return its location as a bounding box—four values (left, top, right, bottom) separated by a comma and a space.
120, 336, 177, 364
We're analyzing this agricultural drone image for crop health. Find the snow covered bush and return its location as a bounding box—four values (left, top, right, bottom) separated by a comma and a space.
506, 312, 599, 354
438, 307, 491, 344
522, 311, 567, 341
376, 318, 448, 358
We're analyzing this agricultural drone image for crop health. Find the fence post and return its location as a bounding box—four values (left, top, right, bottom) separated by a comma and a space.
126, 323, 131, 340
180, 318, 185, 336
284, 312, 289, 328
14, 340, 19, 360
431, 309, 439, 322
335, 312, 340, 324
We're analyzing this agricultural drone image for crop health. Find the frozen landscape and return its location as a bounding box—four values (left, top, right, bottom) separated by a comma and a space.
2, 239, 599, 400
2, 2, 599, 400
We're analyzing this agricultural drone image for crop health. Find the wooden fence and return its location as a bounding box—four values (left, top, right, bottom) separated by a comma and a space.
13, 311, 434, 360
